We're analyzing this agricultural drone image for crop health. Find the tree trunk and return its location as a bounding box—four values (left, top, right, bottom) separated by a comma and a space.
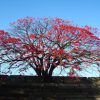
35, 65, 55, 82
42, 71, 53, 82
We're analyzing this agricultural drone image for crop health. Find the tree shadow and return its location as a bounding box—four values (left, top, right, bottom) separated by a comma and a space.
0, 75, 100, 100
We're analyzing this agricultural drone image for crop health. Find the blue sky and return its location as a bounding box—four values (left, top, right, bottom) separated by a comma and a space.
0, 0, 100, 33
0, 0, 100, 76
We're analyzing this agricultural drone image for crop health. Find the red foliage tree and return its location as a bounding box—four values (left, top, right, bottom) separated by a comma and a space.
0, 17, 100, 79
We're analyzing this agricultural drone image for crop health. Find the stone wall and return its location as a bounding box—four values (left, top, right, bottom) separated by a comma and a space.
0, 75, 100, 100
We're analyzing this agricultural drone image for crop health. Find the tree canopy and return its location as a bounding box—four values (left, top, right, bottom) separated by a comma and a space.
0, 17, 100, 79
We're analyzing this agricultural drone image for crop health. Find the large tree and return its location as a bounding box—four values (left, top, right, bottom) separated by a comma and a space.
0, 17, 100, 79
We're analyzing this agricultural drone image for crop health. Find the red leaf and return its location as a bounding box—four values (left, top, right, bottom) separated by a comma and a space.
73, 42, 79, 46
4, 38, 20, 43
91, 35, 100, 40
39, 42, 44, 46
29, 34, 36, 38
0, 30, 8, 35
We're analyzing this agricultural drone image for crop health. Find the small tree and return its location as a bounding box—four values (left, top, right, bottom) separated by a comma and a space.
0, 17, 100, 80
